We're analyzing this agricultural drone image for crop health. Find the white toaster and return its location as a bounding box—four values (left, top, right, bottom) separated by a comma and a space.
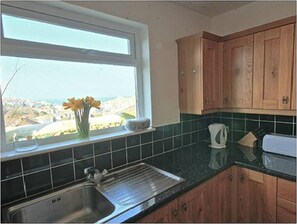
262, 134, 296, 158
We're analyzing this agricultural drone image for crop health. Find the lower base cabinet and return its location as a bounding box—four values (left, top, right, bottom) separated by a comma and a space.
277, 178, 296, 223
139, 166, 296, 223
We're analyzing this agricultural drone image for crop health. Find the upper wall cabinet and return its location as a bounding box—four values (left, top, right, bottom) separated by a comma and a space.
223, 35, 254, 108
176, 33, 221, 114
253, 24, 295, 110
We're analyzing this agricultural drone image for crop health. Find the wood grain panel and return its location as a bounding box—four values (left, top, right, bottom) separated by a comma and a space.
248, 169, 264, 183
291, 26, 296, 110
223, 35, 253, 109
202, 38, 219, 110
277, 198, 296, 223
278, 178, 296, 203
222, 16, 296, 41
263, 174, 277, 222
210, 168, 232, 223
278, 24, 294, 109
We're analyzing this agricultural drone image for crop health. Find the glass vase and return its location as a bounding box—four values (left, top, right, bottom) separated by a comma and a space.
75, 119, 90, 139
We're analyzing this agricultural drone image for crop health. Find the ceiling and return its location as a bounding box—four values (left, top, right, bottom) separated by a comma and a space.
174, 1, 252, 17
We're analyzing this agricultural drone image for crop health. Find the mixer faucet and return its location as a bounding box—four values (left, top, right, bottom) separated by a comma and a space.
84, 167, 108, 185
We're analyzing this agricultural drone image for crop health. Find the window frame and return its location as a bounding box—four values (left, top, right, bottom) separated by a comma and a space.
0, 2, 147, 152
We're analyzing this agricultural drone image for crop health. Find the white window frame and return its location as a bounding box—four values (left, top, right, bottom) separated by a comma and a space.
0, 1, 149, 152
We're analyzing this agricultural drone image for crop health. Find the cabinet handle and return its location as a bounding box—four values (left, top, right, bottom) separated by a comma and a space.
228, 174, 233, 181
240, 174, 244, 183
172, 208, 178, 218
182, 203, 188, 212
235, 68, 240, 75
271, 68, 277, 77
282, 96, 289, 104
192, 69, 196, 74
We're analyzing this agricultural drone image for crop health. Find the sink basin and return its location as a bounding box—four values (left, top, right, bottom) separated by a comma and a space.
2, 163, 184, 223
3, 183, 115, 223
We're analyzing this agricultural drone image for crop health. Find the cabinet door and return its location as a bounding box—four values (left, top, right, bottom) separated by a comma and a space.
237, 167, 277, 223
178, 182, 210, 222
253, 24, 295, 109
277, 178, 296, 223
223, 35, 253, 108
202, 38, 220, 110
210, 168, 232, 222
291, 34, 296, 110
139, 199, 179, 223
177, 38, 201, 114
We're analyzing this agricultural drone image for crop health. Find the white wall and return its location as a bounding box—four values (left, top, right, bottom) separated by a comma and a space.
210, 1, 296, 36
67, 1, 211, 127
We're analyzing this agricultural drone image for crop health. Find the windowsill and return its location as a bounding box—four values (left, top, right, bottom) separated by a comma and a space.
0, 127, 156, 162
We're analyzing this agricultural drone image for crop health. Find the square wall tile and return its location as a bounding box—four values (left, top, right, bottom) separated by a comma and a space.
73, 144, 93, 160
153, 127, 164, 140
94, 140, 111, 155
164, 125, 173, 138
22, 154, 49, 174
276, 115, 293, 123
174, 136, 182, 149
111, 138, 126, 151
127, 146, 140, 163
245, 114, 259, 120
232, 119, 245, 131
153, 141, 163, 155
24, 170, 52, 196
260, 121, 274, 133
276, 123, 293, 135
112, 150, 127, 168
141, 132, 152, 144
127, 135, 140, 147
50, 148, 73, 167
182, 121, 191, 133
74, 158, 94, 180
173, 123, 181, 135
246, 120, 259, 132
141, 143, 152, 159
52, 164, 74, 188
1, 159, 22, 180
1, 177, 25, 204
164, 138, 173, 152
260, 114, 275, 121
95, 154, 112, 171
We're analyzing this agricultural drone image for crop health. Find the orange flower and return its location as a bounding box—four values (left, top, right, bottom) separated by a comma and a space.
63, 97, 101, 111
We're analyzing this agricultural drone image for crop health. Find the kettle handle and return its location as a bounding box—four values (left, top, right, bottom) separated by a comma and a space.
223, 126, 228, 139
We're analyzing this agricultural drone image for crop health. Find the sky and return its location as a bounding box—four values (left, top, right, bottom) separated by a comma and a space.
0, 14, 136, 100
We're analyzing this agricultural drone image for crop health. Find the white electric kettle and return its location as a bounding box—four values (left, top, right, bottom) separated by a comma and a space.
208, 123, 227, 148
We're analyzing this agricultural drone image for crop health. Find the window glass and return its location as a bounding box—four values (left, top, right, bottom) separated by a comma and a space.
1, 56, 137, 143
2, 14, 130, 55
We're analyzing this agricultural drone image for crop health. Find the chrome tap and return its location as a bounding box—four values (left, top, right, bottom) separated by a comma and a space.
84, 167, 108, 185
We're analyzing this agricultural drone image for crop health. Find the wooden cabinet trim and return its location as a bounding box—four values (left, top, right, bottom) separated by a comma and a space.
222, 16, 296, 41
278, 178, 296, 203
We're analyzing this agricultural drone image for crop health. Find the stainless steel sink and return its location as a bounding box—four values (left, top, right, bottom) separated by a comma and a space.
2, 163, 184, 223
3, 183, 115, 223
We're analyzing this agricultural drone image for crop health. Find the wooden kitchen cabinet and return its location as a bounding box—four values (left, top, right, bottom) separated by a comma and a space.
291, 39, 296, 110
223, 35, 253, 108
253, 24, 295, 110
139, 168, 232, 223
235, 167, 277, 223
139, 199, 178, 223
277, 178, 296, 223
209, 168, 232, 222
176, 32, 221, 114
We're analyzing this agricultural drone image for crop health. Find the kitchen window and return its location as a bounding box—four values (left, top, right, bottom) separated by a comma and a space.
0, 2, 149, 151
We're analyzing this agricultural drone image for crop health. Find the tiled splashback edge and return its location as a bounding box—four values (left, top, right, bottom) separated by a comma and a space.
1, 113, 211, 205
210, 112, 296, 143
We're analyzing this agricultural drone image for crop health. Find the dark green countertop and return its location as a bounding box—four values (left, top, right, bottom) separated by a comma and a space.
107, 142, 296, 223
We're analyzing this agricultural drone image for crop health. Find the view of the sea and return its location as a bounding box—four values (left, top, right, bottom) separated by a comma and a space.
42, 97, 115, 105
